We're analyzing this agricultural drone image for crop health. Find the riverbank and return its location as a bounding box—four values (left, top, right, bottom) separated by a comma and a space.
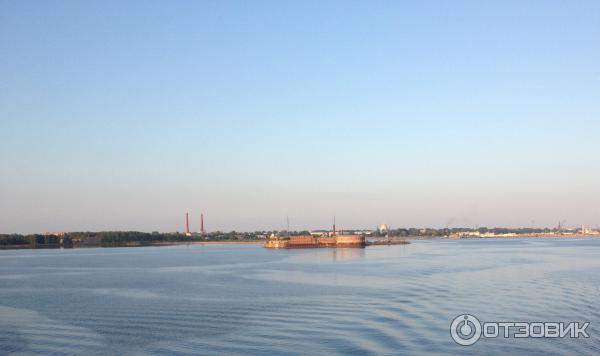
367, 239, 411, 246
191, 241, 263, 245
0, 240, 264, 250
2, 235, 597, 250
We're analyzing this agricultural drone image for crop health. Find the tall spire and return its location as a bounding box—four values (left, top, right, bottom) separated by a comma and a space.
333, 216, 336, 235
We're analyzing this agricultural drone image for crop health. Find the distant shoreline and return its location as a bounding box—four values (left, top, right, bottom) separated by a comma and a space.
443, 234, 595, 239
1, 235, 597, 251
190, 241, 263, 245
0, 240, 264, 250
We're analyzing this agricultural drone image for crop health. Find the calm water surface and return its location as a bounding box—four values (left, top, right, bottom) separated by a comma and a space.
1, 239, 599, 355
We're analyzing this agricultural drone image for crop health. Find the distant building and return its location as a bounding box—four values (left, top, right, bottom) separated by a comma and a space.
579, 226, 600, 235
377, 224, 390, 234
353, 230, 373, 236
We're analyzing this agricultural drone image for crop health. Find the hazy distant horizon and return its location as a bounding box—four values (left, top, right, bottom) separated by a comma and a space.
1, 216, 596, 236
0, 224, 593, 235
1, 1, 599, 234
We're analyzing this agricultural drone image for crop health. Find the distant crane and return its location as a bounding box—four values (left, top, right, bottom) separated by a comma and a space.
333, 216, 336, 236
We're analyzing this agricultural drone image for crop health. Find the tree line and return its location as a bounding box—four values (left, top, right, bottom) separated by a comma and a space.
0, 227, 567, 248
0, 230, 272, 248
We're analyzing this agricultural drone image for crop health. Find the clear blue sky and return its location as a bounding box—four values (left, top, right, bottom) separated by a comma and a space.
1, 0, 599, 233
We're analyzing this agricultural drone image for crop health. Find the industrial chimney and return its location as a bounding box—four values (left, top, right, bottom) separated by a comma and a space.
200, 213, 205, 235
185, 212, 190, 236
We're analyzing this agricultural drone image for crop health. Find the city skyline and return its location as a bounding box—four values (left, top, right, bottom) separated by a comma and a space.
1, 1, 599, 233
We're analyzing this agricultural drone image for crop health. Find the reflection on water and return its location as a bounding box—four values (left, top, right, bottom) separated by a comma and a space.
0, 239, 599, 355
332, 247, 365, 262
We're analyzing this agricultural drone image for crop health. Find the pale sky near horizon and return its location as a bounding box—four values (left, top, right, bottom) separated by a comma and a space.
1, 0, 599, 234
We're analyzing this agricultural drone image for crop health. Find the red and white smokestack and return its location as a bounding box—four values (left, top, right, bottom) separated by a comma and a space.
200, 213, 205, 235
185, 212, 190, 235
